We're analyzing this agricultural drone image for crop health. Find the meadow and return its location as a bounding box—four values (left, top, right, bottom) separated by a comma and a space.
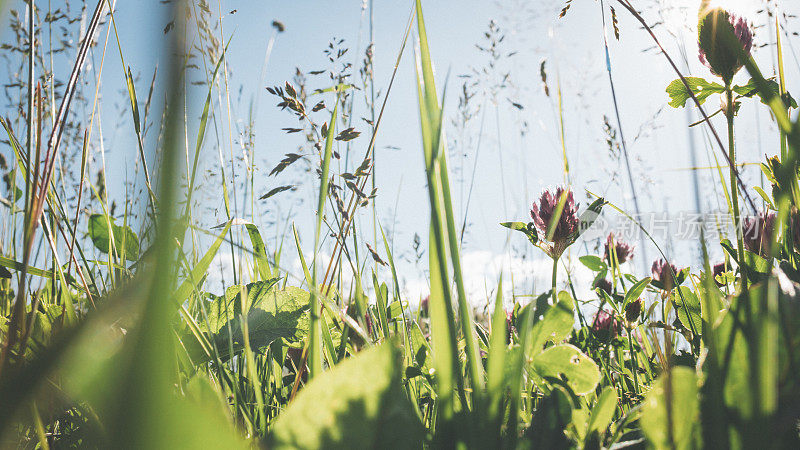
1, 0, 799, 448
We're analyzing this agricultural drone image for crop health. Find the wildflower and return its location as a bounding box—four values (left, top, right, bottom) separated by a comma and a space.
604, 233, 634, 264
593, 278, 613, 295
625, 298, 642, 323
530, 186, 579, 258
652, 258, 679, 292
698, 7, 753, 84
419, 295, 430, 318
592, 309, 620, 341
743, 212, 776, 258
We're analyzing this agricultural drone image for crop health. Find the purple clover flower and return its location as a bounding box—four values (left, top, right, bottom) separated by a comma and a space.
604, 233, 634, 264
743, 212, 776, 258
698, 8, 753, 83
592, 309, 620, 341
593, 278, 613, 295
652, 258, 679, 292
530, 186, 579, 258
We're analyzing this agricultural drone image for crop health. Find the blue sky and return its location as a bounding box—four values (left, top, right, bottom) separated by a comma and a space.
3, 0, 799, 304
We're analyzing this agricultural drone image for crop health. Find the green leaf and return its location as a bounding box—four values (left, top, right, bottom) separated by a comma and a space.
624, 277, 651, 308
531, 344, 600, 395
87, 214, 139, 261
641, 367, 699, 450
671, 286, 701, 336
733, 78, 798, 109
241, 222, 273, 280
269, 344, 423, 449
666, 77, 725, 108
528, 290, 575, 353
198, 283, 327, 361
501, 221, 538, 244
586, 386, 618, 435
569, 198, 606, 245
579, 255, 607, 272
753, 186, 775, 210
526, 386, 573, 447
173, 221, 233, 302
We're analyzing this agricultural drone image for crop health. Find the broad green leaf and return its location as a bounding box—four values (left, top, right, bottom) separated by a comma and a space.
198, 282, 327, 361
733, 78, 797, 108
586, 386, 618, 435
665, 77, 725, 108
624, 277, 651, 308
641, 367, 699, 450
269, 344, 423, 449
531, 344, 600, 395
579, 255, 607, 272
87, 214, 139, 261
528, 290, 575, 353
525, 386, 572, 447
671, 286, 701, 336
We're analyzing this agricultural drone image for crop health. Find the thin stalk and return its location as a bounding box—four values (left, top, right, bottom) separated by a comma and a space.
775, 6, 788, 161
726, 86, 746, 291
627, 328, 640, 396
551, 256, 558, 304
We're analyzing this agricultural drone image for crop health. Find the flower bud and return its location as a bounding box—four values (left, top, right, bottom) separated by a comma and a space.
593, 278, 613, 295
592, 309, 620, 341
604, 233, 634, 264
625, 298, 642, 323
652, 258, 680, 292
698, 7, 753, 84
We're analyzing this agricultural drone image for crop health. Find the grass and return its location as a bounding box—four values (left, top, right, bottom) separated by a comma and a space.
0, 0, 799, 448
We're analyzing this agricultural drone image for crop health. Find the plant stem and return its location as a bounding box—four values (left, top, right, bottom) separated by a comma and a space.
628, 328, 640, 396
726, 86, 747, 291
551, 256, 559, 304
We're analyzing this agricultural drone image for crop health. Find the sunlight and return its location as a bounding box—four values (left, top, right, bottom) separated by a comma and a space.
703, 0, 760, 16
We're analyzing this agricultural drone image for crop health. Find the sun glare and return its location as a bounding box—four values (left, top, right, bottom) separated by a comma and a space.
704, 0, 760, 16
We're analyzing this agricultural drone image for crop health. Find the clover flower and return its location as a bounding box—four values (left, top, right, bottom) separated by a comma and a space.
592, 309, 620, 341
625, 298, 643, 323
604, 233, 634, 264
530, 186, 579, 258
419, 295, 430, 318
743, 212, 776, 258
698, 8, 753, 83
593, 278, 613, 295
652, 258, 679, 292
